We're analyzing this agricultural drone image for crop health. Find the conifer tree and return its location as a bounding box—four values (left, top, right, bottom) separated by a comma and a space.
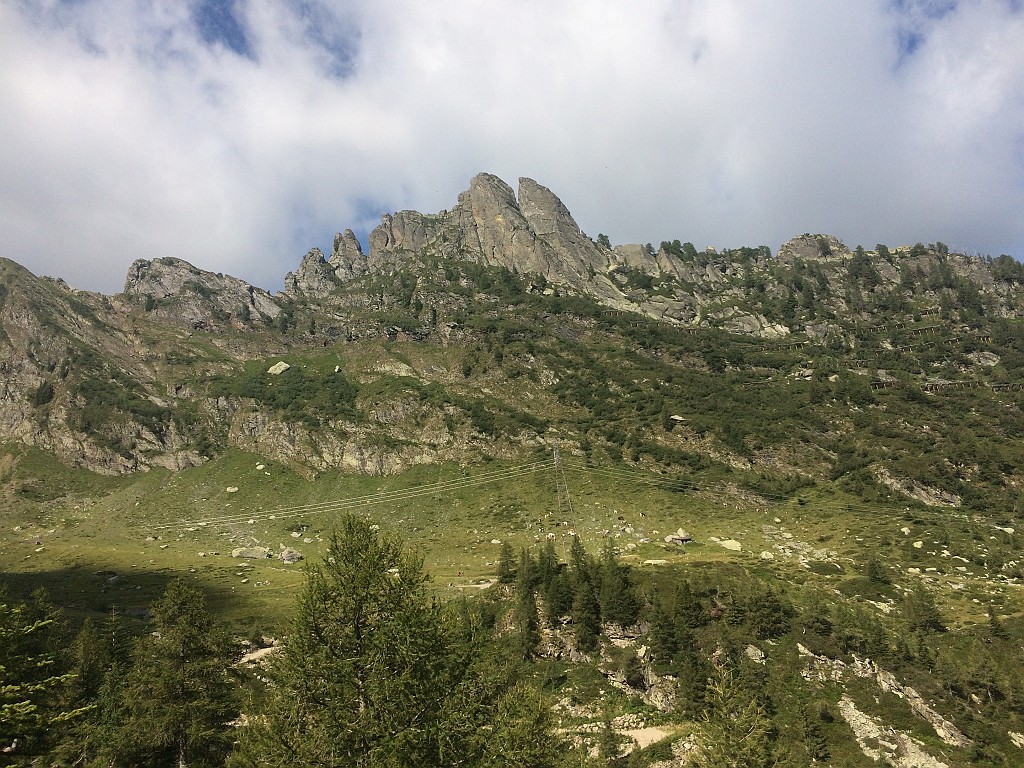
517, 546, 540, 591
903, 584, 945, 634
802, 702, 830, 763
569, 535, 593, 586
571, 579, 601, 653
66, 617, 109, 703
513, 578, 541, 660
597, 541, 640, 627
673, 579, 706, 631
233, 514, 562, 768
673, 636, 710, 717
53, 616, 115, 766
496, 541, 516, 584
596, 708, 620, 760
480, 683, 564, 768
110, 580, 239, 767
647, 594, 678, 668
235, 516, 448, 767
536, 540, 559, 591
0, 588, 81, 758
987, 603, 1007, 640
695, 662, 776, 768
542, 570, 573, 627
745, 585, 793, 640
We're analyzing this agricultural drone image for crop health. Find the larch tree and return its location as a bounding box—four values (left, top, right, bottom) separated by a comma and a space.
232, 514, 563, 768
0, 588, 82, 758
103, 579, 239, 767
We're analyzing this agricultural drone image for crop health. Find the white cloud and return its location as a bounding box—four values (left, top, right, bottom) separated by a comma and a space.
1, 0, 1022, 293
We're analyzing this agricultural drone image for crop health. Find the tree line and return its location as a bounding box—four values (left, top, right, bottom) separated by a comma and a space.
6, 516, 1022, 766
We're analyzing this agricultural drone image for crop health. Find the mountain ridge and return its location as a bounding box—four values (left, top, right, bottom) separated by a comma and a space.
2, 172, 1024, 482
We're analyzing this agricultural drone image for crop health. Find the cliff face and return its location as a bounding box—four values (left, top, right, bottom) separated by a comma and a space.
281, 172, 1024, 333
124, 257, 281, 329
286, 174, 645, 314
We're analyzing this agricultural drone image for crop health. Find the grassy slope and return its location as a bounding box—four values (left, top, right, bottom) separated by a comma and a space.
4, 440, 1024, 762
6, 254, 1024, 762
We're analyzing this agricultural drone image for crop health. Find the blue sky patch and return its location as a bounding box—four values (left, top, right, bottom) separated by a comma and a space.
289, 0, 359, 79
890, 0, 958, 20
193, 0, 254, 59
896, 28, 925, 60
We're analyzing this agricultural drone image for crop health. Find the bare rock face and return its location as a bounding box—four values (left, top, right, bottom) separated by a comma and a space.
0, 259, 211, 474
341, 172, 630, 308
777, 234, 851, 265
123, 257, 279, 326
329, 229, 368, 280
282, 248, 337, 299
450, 173, 540, 270
368, 210, 439, 269
517, 177, 607, 279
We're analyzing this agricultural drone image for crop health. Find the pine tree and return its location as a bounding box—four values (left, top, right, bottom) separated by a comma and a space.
673, 579, 706, 631
673, 637, 709, 717
598, 541, 640, 627
0, 588, 81, 758
987, 604, 1007, 639
802, 702, 830, 763
536, 540, 559, 591
569, 535, 593, 586
235, 516, 448, 767
647, 594, 677, 668
903, 584, 945, 634
695, 662, 776, 768
66, 617, 109, 703
496, 541, 516, 584
571, 579, 601, 653
596, 708, 620, 760
542, 570, 573, 627
110, 580, 239, 767
233, 514, 561, 767
53, 617, 115, 766
865, 554, 891, 585
745, 585, 793, 640
517, 547, 540, 591
481, 683, 564, 768
513, 584, 541, 660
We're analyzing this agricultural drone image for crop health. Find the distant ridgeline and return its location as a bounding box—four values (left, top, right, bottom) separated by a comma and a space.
1, 172, 1024, 516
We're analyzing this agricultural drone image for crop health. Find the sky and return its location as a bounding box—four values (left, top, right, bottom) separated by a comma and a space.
1, 0, 1023, 295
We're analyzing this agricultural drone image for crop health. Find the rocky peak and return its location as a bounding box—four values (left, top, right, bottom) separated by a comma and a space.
122, 257, 279, 326
302, 171, 658, 314
329, 229, 368, 281
777, 234, 851, 265
369, 211, 430, 255
278, 172, 1024, 335
451, 173, 538, 268
283, 247, 338, 299
517, 176, 611, 283
123, 257, 203, 298
517, 176, 580, 240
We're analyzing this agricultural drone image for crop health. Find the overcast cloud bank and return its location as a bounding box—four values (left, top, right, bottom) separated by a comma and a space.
1, 0, 1022, 293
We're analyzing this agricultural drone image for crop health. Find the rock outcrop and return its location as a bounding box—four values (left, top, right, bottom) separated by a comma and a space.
282, 248, 338, 299
776, 233, 851, 265
5, 171, 1024, 477
267, 171, 1024, 334
123, 257, 280, 326
329, 229, 369, 280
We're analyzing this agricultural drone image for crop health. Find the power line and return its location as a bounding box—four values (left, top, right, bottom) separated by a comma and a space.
558, 455, 980, 527
553, 447, 574, 519
149, 449, 988, 541
152, 458, 556, 533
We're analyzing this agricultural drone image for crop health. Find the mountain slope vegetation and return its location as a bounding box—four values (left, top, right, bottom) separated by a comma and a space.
3, 173, 1024, 765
